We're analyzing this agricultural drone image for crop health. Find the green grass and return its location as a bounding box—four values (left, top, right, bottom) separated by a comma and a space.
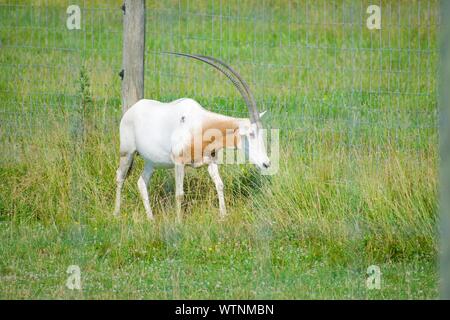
0, 0, 439, 299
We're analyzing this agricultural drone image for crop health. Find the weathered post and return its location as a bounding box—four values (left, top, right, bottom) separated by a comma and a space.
440, 0, 450, 300
121, 0, 145, 114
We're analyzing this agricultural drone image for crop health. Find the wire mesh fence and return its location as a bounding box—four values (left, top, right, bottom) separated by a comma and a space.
147, 0, 438, 156
0, 0, 440, 299
0, 0, 439, 164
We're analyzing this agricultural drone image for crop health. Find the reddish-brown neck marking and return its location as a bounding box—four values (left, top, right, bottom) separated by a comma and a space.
176, 114, 244, 165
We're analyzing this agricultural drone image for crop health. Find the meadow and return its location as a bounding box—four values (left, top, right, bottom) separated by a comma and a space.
0, 0, 439, 298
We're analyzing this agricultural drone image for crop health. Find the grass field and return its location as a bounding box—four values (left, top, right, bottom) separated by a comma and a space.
0, 0, 439, 299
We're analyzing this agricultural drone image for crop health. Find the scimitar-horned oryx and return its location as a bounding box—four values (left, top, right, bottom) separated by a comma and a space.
113, 53, 270, 221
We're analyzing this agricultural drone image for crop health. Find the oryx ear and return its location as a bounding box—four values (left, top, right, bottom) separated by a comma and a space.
259, 110, 267, 118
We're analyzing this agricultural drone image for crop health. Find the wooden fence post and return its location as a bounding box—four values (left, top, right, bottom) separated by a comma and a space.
121, 0, 145, 114
440, 0, 450, 300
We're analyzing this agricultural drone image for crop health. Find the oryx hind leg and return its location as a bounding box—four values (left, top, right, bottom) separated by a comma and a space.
113, 151, 135, 216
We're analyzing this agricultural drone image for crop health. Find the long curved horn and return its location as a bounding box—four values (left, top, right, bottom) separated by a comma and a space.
164, 52, 262, 127
195, 55, 260, 124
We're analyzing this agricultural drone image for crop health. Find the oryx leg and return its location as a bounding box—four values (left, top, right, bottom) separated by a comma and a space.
113, 152, 135, 216
207, 163, 227, 218
174, 163, 185, 221
137, 161, 154, 220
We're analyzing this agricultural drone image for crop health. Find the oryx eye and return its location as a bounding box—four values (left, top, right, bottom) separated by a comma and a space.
249, 132, 255, 138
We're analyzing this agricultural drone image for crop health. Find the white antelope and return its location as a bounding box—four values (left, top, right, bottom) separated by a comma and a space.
113, 53, 270, 220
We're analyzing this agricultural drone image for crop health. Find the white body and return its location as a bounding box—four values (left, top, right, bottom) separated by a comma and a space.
120, 98, 219, 168
113, 98, 270, 220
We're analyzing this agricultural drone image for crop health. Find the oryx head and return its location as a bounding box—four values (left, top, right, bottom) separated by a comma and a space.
166, 52, 271, 170
237, 112, 270, 169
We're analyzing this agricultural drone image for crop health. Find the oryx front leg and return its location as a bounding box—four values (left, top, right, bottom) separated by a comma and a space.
113, 152, 134, 217
175, 163, 185, 221
137, 162, 154, 220
208, 163, 227, 218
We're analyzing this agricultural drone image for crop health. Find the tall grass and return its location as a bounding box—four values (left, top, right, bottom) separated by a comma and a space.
0, 109, 437, 298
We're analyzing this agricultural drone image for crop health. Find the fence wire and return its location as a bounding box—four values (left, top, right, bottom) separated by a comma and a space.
0, 0, 440, 299
0, 0, 439, 157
